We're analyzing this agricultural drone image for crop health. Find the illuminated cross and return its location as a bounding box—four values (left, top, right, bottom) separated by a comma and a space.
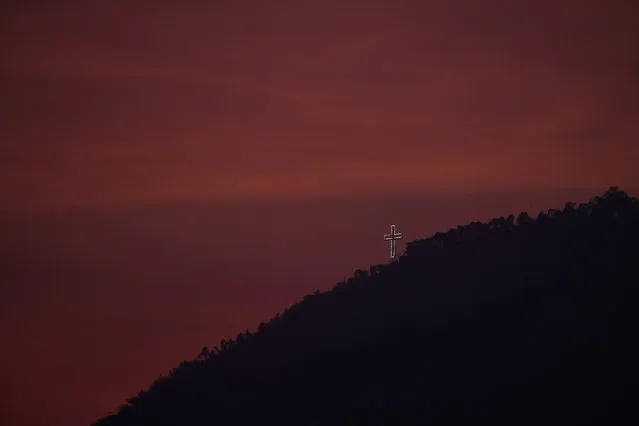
383, 224, 403, 259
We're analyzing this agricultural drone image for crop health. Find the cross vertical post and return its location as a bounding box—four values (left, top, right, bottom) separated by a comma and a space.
383, 224, 403, 260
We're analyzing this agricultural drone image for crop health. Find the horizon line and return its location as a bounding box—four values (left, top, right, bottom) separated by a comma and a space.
3, 186, 636, 217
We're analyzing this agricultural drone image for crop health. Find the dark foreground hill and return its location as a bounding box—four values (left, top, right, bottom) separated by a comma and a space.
94, 187, 637, 426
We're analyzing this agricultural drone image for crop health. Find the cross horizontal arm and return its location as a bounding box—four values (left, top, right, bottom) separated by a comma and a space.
384, 233, 403, 240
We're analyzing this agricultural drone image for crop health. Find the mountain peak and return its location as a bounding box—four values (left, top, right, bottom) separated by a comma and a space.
94, 187, 637, 426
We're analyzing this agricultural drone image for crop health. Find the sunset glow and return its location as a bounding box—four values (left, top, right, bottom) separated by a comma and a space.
1, 1, 637, 425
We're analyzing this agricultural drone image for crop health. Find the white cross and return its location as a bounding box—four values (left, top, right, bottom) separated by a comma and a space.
383, 224, 403, 259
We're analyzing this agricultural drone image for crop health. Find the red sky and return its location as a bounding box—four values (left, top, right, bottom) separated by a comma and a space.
1, 1, 638, 425
2, 0, 638, 211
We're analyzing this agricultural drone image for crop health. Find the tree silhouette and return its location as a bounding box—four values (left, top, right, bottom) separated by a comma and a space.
93, 187, 637, 426
517, 211, 533, 225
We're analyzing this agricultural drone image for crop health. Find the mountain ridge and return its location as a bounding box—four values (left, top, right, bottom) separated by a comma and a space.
94, 186, 637, 426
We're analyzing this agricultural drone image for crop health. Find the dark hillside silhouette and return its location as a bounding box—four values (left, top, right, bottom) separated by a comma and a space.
93, 187, 637, 426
